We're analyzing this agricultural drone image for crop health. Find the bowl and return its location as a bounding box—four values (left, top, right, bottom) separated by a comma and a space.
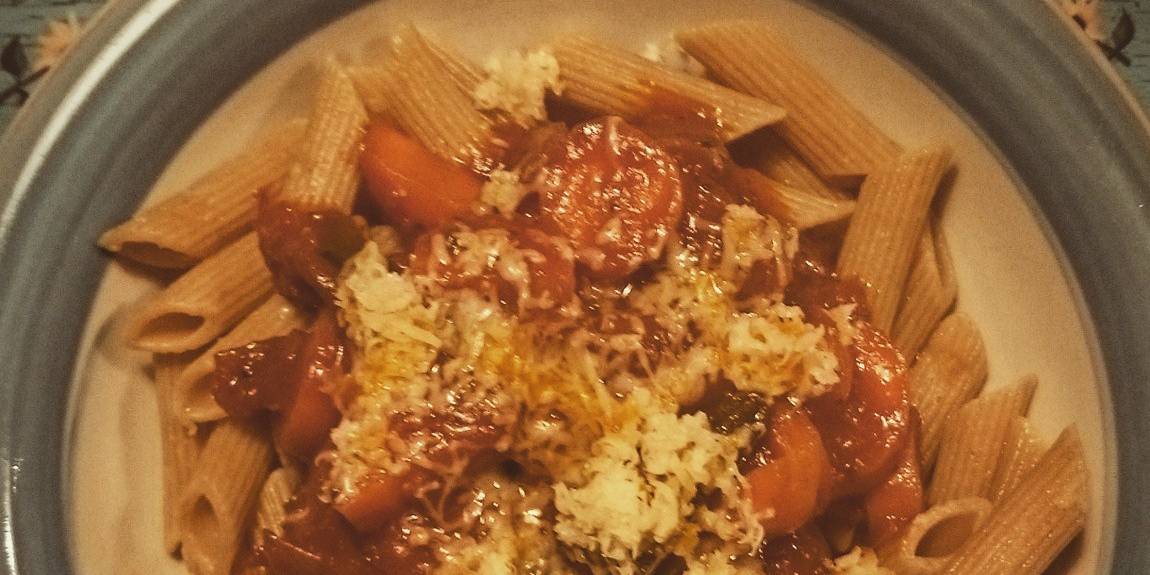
2, 0, 1149, 573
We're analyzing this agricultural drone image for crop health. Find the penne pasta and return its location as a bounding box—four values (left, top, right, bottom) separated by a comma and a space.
155, 355, 204, 555
254, 467, 303, 542
99, 122, 305, 269
909, 313, 988, 468
550, 35, 786, 141
676, 21, 901, 184
988, 416, 1045, 503
928, 376, 1038, 505
174, 295, 308, 424
129, 232, 274, 353
730, 167, 855, 230
273, 62, 368, 214
355, 26, 502, 171
893, 223, 958, 361
731, 129, 846, 201
180, 419, 274, 575
836, 146, 952, 332
941, 427, 1087, 575
877, 497, 994, 575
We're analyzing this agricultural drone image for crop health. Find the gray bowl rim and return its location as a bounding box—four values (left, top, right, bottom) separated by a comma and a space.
1, 0, 1149, 573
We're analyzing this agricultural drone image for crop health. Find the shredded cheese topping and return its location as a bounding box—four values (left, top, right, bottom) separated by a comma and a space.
330, 202, 843, 573
474, 48, 563, 125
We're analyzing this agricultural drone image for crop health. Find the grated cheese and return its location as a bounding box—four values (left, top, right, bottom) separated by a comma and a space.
552, 391, 761, 575
641, 37, 707, 77
331, 203, 844, 573
474, 48, 563, 125
720, 204, 798, 293
479, 169, 529, 218
828, 547, 894, 575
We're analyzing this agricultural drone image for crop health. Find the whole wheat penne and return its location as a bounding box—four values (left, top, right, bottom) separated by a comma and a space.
677, 21, 901, 184
155, 355, 203, 555
877, 497, 994, 575
359, 26, 502, 171
180, 419, 274, 575
988, 416, 1045, 503
909, 313, 988, 468
928, 376, 1038, 505
254, 467, 303, 542
130, 232, 274, 353
175, 295, 308, 424
729, 167, 855, 230
731, 129, 846, 201
941, 427, 1087, 575
349, 29, 486, 116
893, 223, 958, 360
272, 62, 367, 214
551, 36, 785, 141
836, 146, 951, 332
99, 122, 305, 270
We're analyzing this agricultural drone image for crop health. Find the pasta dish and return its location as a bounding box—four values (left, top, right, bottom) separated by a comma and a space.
99, 20, 1088, 575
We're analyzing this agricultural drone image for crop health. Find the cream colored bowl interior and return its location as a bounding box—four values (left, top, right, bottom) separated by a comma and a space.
67, 1, 1114, 573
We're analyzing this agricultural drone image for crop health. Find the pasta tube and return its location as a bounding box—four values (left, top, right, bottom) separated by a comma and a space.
677, 20, 901, 184
908, 313, 988, 468
928, 376, 1038, 505
99, 122, 304, 269
551, 35, 786, 141
129, 232, 273, 353
180, 419, 274, 575
837, 146, 952, 332
940, 427, 1087, 575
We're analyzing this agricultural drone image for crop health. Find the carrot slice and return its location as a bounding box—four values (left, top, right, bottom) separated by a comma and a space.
274, 312, 344, 460
863, 414, 925, 545
360, 123, 483, 228
807, 320, 911, 497
334, 471, 423, 533
747, 405, 832, 536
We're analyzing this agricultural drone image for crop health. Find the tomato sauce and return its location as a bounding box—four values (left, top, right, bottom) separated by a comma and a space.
241, 103, 922, 574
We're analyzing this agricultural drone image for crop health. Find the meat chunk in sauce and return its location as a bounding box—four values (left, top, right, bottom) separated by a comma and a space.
255, 193, 365, 309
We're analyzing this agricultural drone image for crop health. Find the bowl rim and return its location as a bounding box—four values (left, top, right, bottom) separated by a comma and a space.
2, 0, 1149, 573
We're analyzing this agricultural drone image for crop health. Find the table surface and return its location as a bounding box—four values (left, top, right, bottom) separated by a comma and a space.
3, 0, 1150, 130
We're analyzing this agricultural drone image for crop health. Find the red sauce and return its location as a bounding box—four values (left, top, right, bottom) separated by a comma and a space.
863, 412, 924, 545
212, 331, 306, 418
212, 311, 347, 460
255, 464, 382, 575
410, 215, 575, 309
255, 194, 365, 309
806, 321, 911, 498
758, 525, 832, 575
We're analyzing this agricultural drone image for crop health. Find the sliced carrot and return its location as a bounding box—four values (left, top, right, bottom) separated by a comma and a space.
863, 414, 925, 545
747, 405, 832, 537
275, 312, 344, 460
360, 123, 483, 228
333, 472, 419, 534
807, 320, 911, 497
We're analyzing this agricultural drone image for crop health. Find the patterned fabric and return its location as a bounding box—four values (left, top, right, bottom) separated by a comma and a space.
0, 0, 1147, 134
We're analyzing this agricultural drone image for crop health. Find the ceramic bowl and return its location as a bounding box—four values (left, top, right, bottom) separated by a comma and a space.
2, 1, 1149, 573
